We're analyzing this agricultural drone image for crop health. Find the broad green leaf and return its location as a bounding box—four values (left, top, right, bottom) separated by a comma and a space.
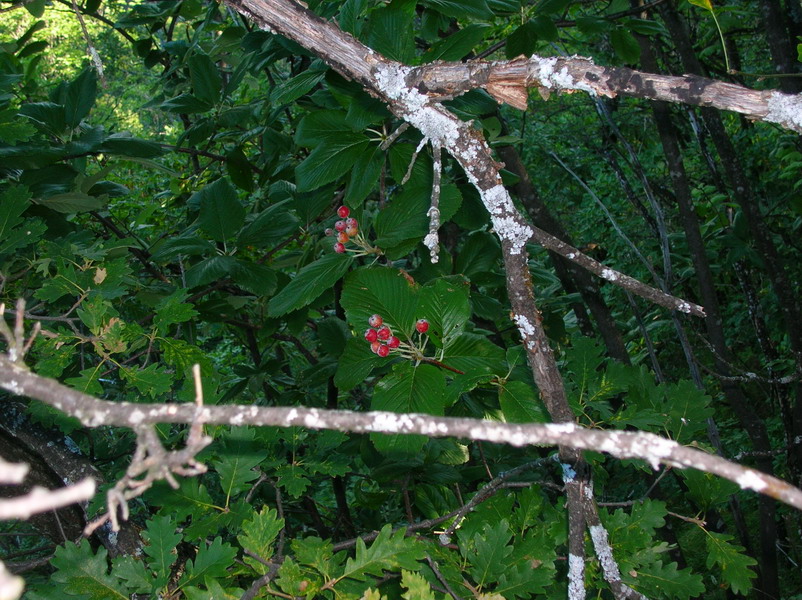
268, 253, 354, 316
65, 366, 105, 396
179, 537, 238, 590
142, 515, 182, 589
335, 337, 384, 390
188, 53, 222, 105
681, 469, 738, 510
370, 363, 447, 455
184, 577, 243, 600
18, 102, 66, 135
63, 68, 98, 128
231, 260, 277, 295
535, 0, 570, 15
421, 0, 493, 19
611, 27, 641, 63
195, 178, 245, 241
342, 524, 425, 582
237, 200, 300, 247
25, 0, 46, 17
442, 333, 506, 381
295, 110, 353, 147
151, 235, 216, 261
688, 0, 713, 9
225, 146, 254, 192
0, 186, 45, 257
295, 136, 371, 192
623, 560, 704, 600
366, 0, 415, 63
374, 184, 461, 251
401, 570, 437, 600
419, 277, 471, 350
454, 231, 501, 279
110, 556, 151, 594
530, 14, 559, 42
506, 21, 539, 59
317, 316, 350, 357
161, 94, 213, 113
341, 267, 419, 339
185, 255, 238, 288
100, 134, 164, 158
705, 532, 757, 595
37, 191, 105, 213
424, 24, 489, 62
499, 380, 548, 423
468, 520, 513, 586
271, 62, 327, 104
50, 539, 128, 599
214, 427, 269, 499
120, 363, 173, 399
239, 507, 285, 574
345, 144, 383, 205
154, 288, 199, 333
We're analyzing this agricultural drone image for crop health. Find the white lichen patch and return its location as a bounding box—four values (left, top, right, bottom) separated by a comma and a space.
3, 379, 23, 395
589, 524, 622, 581
600, 268, 619, 282
128, 409, 145, 425
513, 314, 536, 338
677, 301, 692, 314
423, 233, 439, 263
736, 469, 767, 492
490, 215, 533, 255
567, 554, 585, 600
530, 56, 559, 88
766, 92, 802, 132
546, 422, 577, 434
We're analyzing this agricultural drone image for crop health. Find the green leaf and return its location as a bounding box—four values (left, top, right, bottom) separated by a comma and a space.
50, 539, 128, 599
454, 231, 501, 279
419, 277, 471, 350
195, 178, 245, 241
705, 532, 757, 595
142, 515, 182, 589
341, 267, 420, 339
687, 0, 713, 9
342, 524, 425, 582
623, 560, 704, 600
151, 234, 216, 261
506, 21, 538, 59
366, 0, 416, 63
25, 0, 46, 17
185, 255, 238, 288
345, 144, 383, 205
0, 185, 45, 257
231, 261, 277, 295
611, 27, 641, 63
535, 0, 570, 15
37, 191, 105, 213
161, 93, 213, 114
499, 380, 548, 423
179, 537, 237, 590
225, 146, 254, 192
271, 62, 327, 104
467, 520, 513, 586
100, 134, 165, 158
188, 52, 222, 105
295, 110, 353, 147
370, 363, 447, 455
214, 428, 269, 498
154, 288, 199, 333
63, 68, 98, 128
120, 363, 173, 399
401, 570, 437, 600
424, 24, 489, 62
237, 200, 300, 247
295, 136, 371, 192
268, 253, 354, 316
239, 507, 285, 575
18, 102, 66, 135
422, 0, 493, 19
335, 337, 384, 390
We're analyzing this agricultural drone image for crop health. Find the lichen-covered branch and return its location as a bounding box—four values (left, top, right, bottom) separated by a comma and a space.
2, 356, 802, 512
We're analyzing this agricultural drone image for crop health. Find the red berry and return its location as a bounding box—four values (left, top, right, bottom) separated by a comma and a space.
370, 341, 381, 354
324, 228, 334, 236
337, 231, 349, 243
337, 206, 350, 218
376, 344, 390, 357
345, 226, 358, 237
377, 326, 391, 340
365, 328, 378, 342
415, 319, 429, 333
368, 314, 383, 328
345, 217, 358, 229
334, 220, 347, 232
333, 242, 346, 253
387, 336, 400, 349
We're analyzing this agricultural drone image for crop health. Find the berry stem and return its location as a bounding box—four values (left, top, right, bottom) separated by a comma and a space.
419, 357, 465, 375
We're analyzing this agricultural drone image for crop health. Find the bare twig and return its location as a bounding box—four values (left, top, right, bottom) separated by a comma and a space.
0, 478, 96, 520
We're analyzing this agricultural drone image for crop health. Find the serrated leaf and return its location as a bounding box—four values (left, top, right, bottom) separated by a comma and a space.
63, 68, 97, 128
185, 255, 238, 288
421, 0, 493, 19
143, 515, 182, 589
195, 178, 245, 241
401, 570, 437, 600
295, 136, 371, 192
341, 267, 419, 339
424, 24, 489, 62
37, 191, 105, 213
161, 93, 212, 113
342, 524, 425, 582
50, 539, 128, 599
239, 507, 285, 575
231, 260, 277, 295
366, 0, 415, 63
370, 363, 447, 455
154, 288, 199, 333
468, 520, 513, 586
188, 53, 222, 105
110, 556, 151, 594
214, 431, 268, 499
705, 532, 757, 595
611, 27, 641, 63
499, 380, 547, 423
179, 537, 237, 590
120, 363, 173, 399
271, 62, 327, 104
335, 337, 384, 390
0, 185, 45, 257
623, 560, 704, 600
151, 234, 216, 261
268, 253, 353, 316
419, 277, 471, 350
237, 200, 300, 247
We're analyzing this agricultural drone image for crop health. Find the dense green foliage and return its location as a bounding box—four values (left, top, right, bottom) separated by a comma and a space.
1, 0, 802, 598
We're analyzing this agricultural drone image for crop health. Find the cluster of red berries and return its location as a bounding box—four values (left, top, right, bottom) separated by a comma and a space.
325, 206, 358, 254
364, 314, 429, 358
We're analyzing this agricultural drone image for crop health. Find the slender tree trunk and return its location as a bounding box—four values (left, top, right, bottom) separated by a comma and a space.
497, 144, 631, 364
758, 0, 802, 93
639, 26, 781, 600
